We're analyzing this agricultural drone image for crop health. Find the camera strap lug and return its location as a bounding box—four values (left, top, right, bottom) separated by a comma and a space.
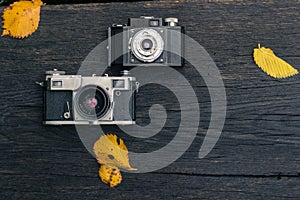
135, 82, 140, 93
35, 81, 44, 87
63, 101, 71, 119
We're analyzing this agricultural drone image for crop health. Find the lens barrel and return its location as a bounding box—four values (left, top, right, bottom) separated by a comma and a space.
131, 28, 164, 63
76, 85, 110, 119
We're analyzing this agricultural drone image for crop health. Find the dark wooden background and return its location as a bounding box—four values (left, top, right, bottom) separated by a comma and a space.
1, 0, 300, 199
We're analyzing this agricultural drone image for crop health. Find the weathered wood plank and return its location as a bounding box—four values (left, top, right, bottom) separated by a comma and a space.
1, 0, 300, 199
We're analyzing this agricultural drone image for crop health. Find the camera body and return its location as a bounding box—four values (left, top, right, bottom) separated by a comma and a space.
43, 69, 138, 125
108, 16, 184, 67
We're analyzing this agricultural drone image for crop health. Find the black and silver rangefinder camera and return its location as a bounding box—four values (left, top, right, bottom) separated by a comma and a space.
43, 69, 138, 125
108, 16, 184, 67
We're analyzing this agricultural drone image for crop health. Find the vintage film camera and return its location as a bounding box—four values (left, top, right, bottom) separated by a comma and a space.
108, 16, 184, 67
43, 69, 139, 125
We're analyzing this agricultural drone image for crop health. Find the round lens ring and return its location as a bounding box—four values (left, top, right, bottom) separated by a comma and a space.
76, 85, 110, 119
130, 28, 164, 63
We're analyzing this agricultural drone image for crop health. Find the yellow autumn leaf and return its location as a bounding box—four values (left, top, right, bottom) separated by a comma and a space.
253, 43, 299, 78
93, 134, 137, 171
99, 164, 122, 188
2, 0, 43, 38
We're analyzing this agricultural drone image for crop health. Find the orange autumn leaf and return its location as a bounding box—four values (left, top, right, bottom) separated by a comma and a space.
2, 0, 44, 38
94, 134, 137, 188
93, 134, 137, 171
253, 44, 299, 78
99, 165, 122, 188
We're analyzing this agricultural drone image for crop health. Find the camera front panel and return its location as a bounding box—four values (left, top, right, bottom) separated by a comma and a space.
44, 90, 73, 122
108, 26, 124, 67
112, 81, 136, 122
165, 26, 185, 67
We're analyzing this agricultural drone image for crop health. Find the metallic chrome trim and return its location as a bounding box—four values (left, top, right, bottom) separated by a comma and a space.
43, 121, 135, 125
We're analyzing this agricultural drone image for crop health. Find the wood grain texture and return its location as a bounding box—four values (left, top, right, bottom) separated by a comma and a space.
1, 1, 300, 199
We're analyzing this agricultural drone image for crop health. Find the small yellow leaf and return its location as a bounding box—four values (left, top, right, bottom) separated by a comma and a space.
253, 43, 299, 78
93, 134, 137, 171
2, 0, 43, 38
99, 164, 122, 188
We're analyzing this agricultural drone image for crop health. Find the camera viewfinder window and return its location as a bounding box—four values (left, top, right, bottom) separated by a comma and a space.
52, 81, 62, 87
149, 20, 159, 27
113, 80, 125, 88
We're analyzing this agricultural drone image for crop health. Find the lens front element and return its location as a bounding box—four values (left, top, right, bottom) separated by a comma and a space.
141, 39, 153, 50
76, 85, 110, 119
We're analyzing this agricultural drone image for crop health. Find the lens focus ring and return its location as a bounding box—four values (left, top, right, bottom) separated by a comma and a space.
131, 28, 164, 63
75, 85, 110, 120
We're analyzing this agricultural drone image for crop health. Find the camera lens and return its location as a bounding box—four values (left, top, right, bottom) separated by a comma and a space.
76, 85, 110, 119
130, 28, 164, 63
141, 39, 153, 51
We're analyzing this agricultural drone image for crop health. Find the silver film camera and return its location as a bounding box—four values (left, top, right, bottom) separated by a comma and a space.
108, 16, 184, 67
43, 69, 139, 125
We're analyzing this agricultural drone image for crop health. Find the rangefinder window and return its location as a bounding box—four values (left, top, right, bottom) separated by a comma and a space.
149, 20, 159, 27
113, 80, 125, 88
52, 81, 62, 87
